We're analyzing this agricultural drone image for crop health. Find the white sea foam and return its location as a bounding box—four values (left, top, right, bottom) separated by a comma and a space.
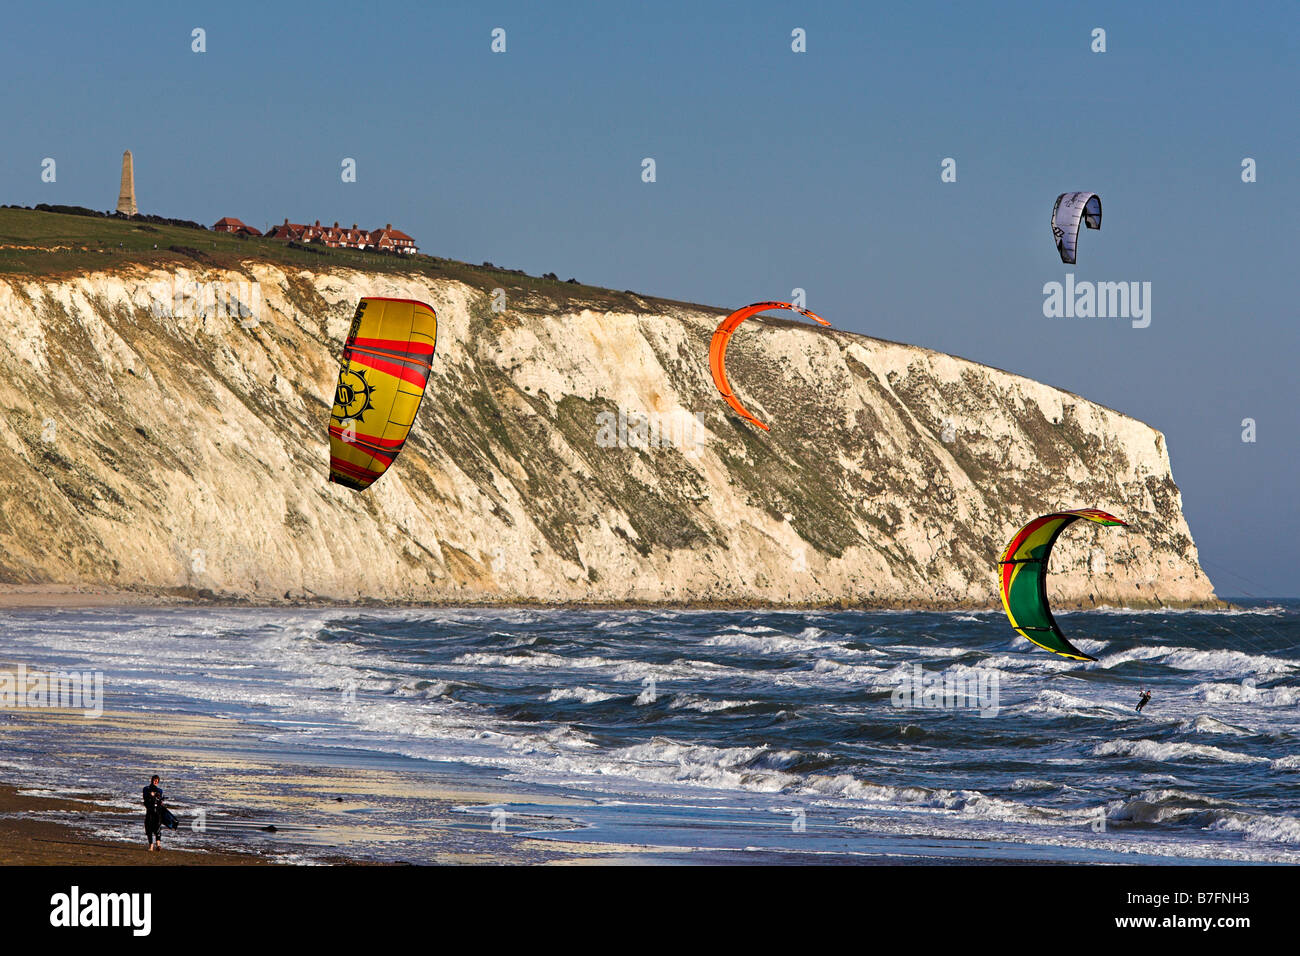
1058, 604, 1286, 618
1023, 690, 1127, 719
847, 815, 1299, 863
393, 680, 457, 699
1207, 812, 1300, 843
1162, 648, 1294, 677
667, 694, 757, 713
1179, 714, 1253, 736
1197, 680, 1300, 706
1094, 738, 1267, 765
544, 687, 617, 704
809, 659, 891, 684
703, 630, 851, 657
1094, 645, 1172, 669
890, 644, 969, 658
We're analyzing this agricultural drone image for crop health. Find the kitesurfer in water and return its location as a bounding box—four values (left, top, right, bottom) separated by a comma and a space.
143, 774, 164, 851
1135, 689, 1152, 713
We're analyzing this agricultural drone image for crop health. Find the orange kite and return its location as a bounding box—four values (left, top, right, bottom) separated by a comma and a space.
708, 301, 831, 430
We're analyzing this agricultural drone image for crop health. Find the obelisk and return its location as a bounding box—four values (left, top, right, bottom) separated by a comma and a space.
116, 150, 137, 216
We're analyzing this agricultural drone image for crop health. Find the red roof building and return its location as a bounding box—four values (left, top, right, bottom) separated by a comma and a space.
264, 219, 307, 241
370, 223, 418, 254
263, 217, 418, 253
212, 217, 263, 237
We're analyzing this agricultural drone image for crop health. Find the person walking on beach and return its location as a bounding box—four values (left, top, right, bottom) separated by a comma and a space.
143, 774, 165, 851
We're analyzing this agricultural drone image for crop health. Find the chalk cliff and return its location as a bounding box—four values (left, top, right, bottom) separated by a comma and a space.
0, 262, 1217, 607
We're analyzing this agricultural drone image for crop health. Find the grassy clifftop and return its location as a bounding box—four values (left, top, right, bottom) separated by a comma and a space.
0, 207, 703, 317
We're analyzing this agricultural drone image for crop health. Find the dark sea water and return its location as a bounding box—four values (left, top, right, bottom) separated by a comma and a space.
2, 602, 1297, 863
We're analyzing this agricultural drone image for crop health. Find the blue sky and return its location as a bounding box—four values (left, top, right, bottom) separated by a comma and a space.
2, 0, 1296, 594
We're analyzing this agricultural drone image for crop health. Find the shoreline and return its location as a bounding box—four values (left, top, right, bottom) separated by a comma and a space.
1, 609, 1291, 865
0, 584, 1234, 612
0, 784, 278, 865
0, 774, 679, 867
0, 703, 668, 866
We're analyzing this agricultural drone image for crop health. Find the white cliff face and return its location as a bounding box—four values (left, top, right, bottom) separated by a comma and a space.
0, 262, 1217, 607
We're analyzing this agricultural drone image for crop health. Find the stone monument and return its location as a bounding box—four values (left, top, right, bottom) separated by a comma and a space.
116, 150, 137, 216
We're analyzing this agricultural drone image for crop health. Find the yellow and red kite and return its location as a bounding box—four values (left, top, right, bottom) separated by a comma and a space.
328, 297, 438, 491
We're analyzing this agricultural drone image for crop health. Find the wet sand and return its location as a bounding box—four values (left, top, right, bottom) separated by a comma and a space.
0, 702, 654, 865
0, 785, 273, 864
0, 776, 662, 866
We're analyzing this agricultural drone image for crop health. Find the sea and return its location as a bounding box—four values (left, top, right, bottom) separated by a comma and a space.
1, 601, 1297, 864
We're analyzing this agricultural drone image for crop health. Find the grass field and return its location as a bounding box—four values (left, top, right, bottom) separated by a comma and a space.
0, 207, 709, 315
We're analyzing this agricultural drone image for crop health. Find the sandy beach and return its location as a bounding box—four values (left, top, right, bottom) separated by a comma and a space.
0, 695, 651, 865
0, 784, 272, 864
0, 585, 190, 610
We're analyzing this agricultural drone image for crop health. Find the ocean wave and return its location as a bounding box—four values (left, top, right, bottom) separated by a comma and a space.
702, 630, 849, 657
1094, 738, 1268, 765
1207, 811, 1300, 843
979, 653, 1080, 672
1179, 714, 1254, 736
392, 680, 457, 699
1094, 646, 1173, 669
847, 814, 1299, 863
1023, 690, 1127, 719
1058, 604, 1287, 618
543, 687, 618, 704
667, 694, 759, 713
596, 739, 803, 792
810, 658, 892, 682
890, 644, 971, 658
1107, 789, 1230, 826
1162, 648, 1294, 677
1197, 680, 1300, 706
795, 626, 830, 640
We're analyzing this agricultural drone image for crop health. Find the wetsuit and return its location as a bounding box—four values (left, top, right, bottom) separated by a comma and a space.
143, 783, 163, 843
1135, 692, 1152, 713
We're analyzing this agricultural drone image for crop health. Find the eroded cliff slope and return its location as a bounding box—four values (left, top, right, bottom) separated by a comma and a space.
0, 262, 1217, 607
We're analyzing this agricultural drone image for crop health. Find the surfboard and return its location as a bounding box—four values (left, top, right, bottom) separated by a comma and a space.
159, 806, 179, 830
